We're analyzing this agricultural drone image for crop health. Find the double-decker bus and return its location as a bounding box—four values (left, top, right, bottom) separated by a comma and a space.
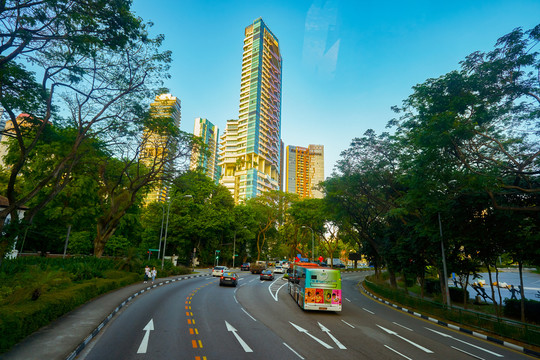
288, 262, 342, 311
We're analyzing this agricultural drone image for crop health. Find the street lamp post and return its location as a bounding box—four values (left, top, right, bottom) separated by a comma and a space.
232, 226, 247, 269
438, 212, 451, 308
161, 194, 192, 270
233, 231, 236, 269
302, 226, 314, 262
158, 204, 165, 260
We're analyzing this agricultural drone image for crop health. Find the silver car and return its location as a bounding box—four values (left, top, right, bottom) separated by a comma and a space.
212, 266, 229, 277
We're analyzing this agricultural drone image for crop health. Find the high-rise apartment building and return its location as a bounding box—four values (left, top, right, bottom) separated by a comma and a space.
219, 18, 282, 203
190, 117, 220, 184
286, 144, 324, 199
141, 93, 181, 205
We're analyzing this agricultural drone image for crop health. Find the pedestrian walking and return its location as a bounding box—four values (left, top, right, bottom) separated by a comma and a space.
144, 265, 150, 283
151, 267, 157, 283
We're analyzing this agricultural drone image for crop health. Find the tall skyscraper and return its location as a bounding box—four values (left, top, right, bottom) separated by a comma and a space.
140, 93, 181, 205
190, 117, 221, 184
286, 144, 324, 199
219, 18, 282, 203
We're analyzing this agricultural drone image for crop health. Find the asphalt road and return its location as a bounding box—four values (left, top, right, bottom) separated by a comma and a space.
77, 271, 532, 360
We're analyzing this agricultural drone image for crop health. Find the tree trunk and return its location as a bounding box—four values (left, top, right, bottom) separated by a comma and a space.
419, 272, 425, 299
486, 265, 499, 317
388, 268, 397, 288
437, 267, 447, 305
94, 220, 120, 257
463, 273, 470, 309
495, 264, 502, 314
518, 261, 525, 322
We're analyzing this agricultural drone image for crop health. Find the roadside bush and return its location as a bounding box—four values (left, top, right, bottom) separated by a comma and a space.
503, 298, 540, 323
449, 286, 469, 303
0, 273, 139, 353
424, 278, 440, 294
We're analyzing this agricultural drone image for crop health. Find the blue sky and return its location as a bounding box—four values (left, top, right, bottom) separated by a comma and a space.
131, 0, 540, 178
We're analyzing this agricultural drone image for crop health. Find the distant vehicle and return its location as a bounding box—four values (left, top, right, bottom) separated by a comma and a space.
288, 262, 342, 312
240, 263, 250, 271
250, 261, 267, 274
274, 265, 284, 274
260, 269, 274, 281
327, 258, 346, 268
212, 266, 229, 277
219, 272, 238, 287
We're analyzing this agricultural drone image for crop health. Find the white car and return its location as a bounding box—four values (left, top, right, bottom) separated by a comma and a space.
274, 265, 284, 274
212, 266, 229, 277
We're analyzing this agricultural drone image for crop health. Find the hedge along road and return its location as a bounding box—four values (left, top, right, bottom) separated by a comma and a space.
77, 270, 532, 360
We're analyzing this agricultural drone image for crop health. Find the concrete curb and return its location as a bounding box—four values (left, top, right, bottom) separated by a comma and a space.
66, 273, 209, 360
360, 284, 540, 358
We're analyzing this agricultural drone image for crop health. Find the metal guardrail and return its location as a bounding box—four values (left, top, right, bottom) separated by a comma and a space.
364, 279, 540, 347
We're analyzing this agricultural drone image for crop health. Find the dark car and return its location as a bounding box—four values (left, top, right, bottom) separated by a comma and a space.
240, 262, 250, 271
260, 269, 274, 281
219, 272, 238, 287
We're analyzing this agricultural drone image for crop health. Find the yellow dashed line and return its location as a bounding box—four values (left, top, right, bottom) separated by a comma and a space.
198, 340, 203, 348
195, 328, 199, 334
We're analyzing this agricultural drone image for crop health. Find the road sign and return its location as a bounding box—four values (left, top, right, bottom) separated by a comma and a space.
148, 248, 159, 252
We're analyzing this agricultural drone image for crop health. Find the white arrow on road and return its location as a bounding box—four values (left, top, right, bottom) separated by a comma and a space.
318, 322, 346, 349
225, 321, 253, 352
377, 324, 433, 353
137, 319, 154, 354
289, 322, 333, 349
425, 327, 503, 357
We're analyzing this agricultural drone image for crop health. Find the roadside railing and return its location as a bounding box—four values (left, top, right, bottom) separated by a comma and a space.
364, 279, 540, 347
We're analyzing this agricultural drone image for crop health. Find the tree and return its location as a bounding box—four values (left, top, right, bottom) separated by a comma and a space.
0, 0, 171, 259
159, 171, 235, 266
92, 123, 195, 257
393, 25, 540, 213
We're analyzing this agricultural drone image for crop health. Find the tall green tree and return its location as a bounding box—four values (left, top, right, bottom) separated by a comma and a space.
0, 0, 171, 259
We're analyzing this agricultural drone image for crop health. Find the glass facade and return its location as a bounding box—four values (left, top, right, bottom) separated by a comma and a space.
140, 94, 181, 205
190, 117, 221, 184
219, 18, 282, 203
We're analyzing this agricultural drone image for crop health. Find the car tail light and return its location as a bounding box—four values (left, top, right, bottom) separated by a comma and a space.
220, 276, 224, 280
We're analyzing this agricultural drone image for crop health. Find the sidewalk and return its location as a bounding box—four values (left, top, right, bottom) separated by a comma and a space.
1, 271, 209, 360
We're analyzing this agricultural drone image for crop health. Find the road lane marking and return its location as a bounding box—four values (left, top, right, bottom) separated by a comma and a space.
425, 328, 503, 357
345, 298, 351, 302
341, 320, 355, 328
283, 342, 305, 359
393, 322, 413, 331
451, 346, 486, 360
289, 322, 333, 349
241, 307, 257, 321
225, 321, 253, 352
377, 325, 433, 353
362, 307, 375, 314
318, 322, 346, 349
191, 339, 197, 348
136, 319, 154, 354
384, 345, 412, 360
268, 280, 288, 301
